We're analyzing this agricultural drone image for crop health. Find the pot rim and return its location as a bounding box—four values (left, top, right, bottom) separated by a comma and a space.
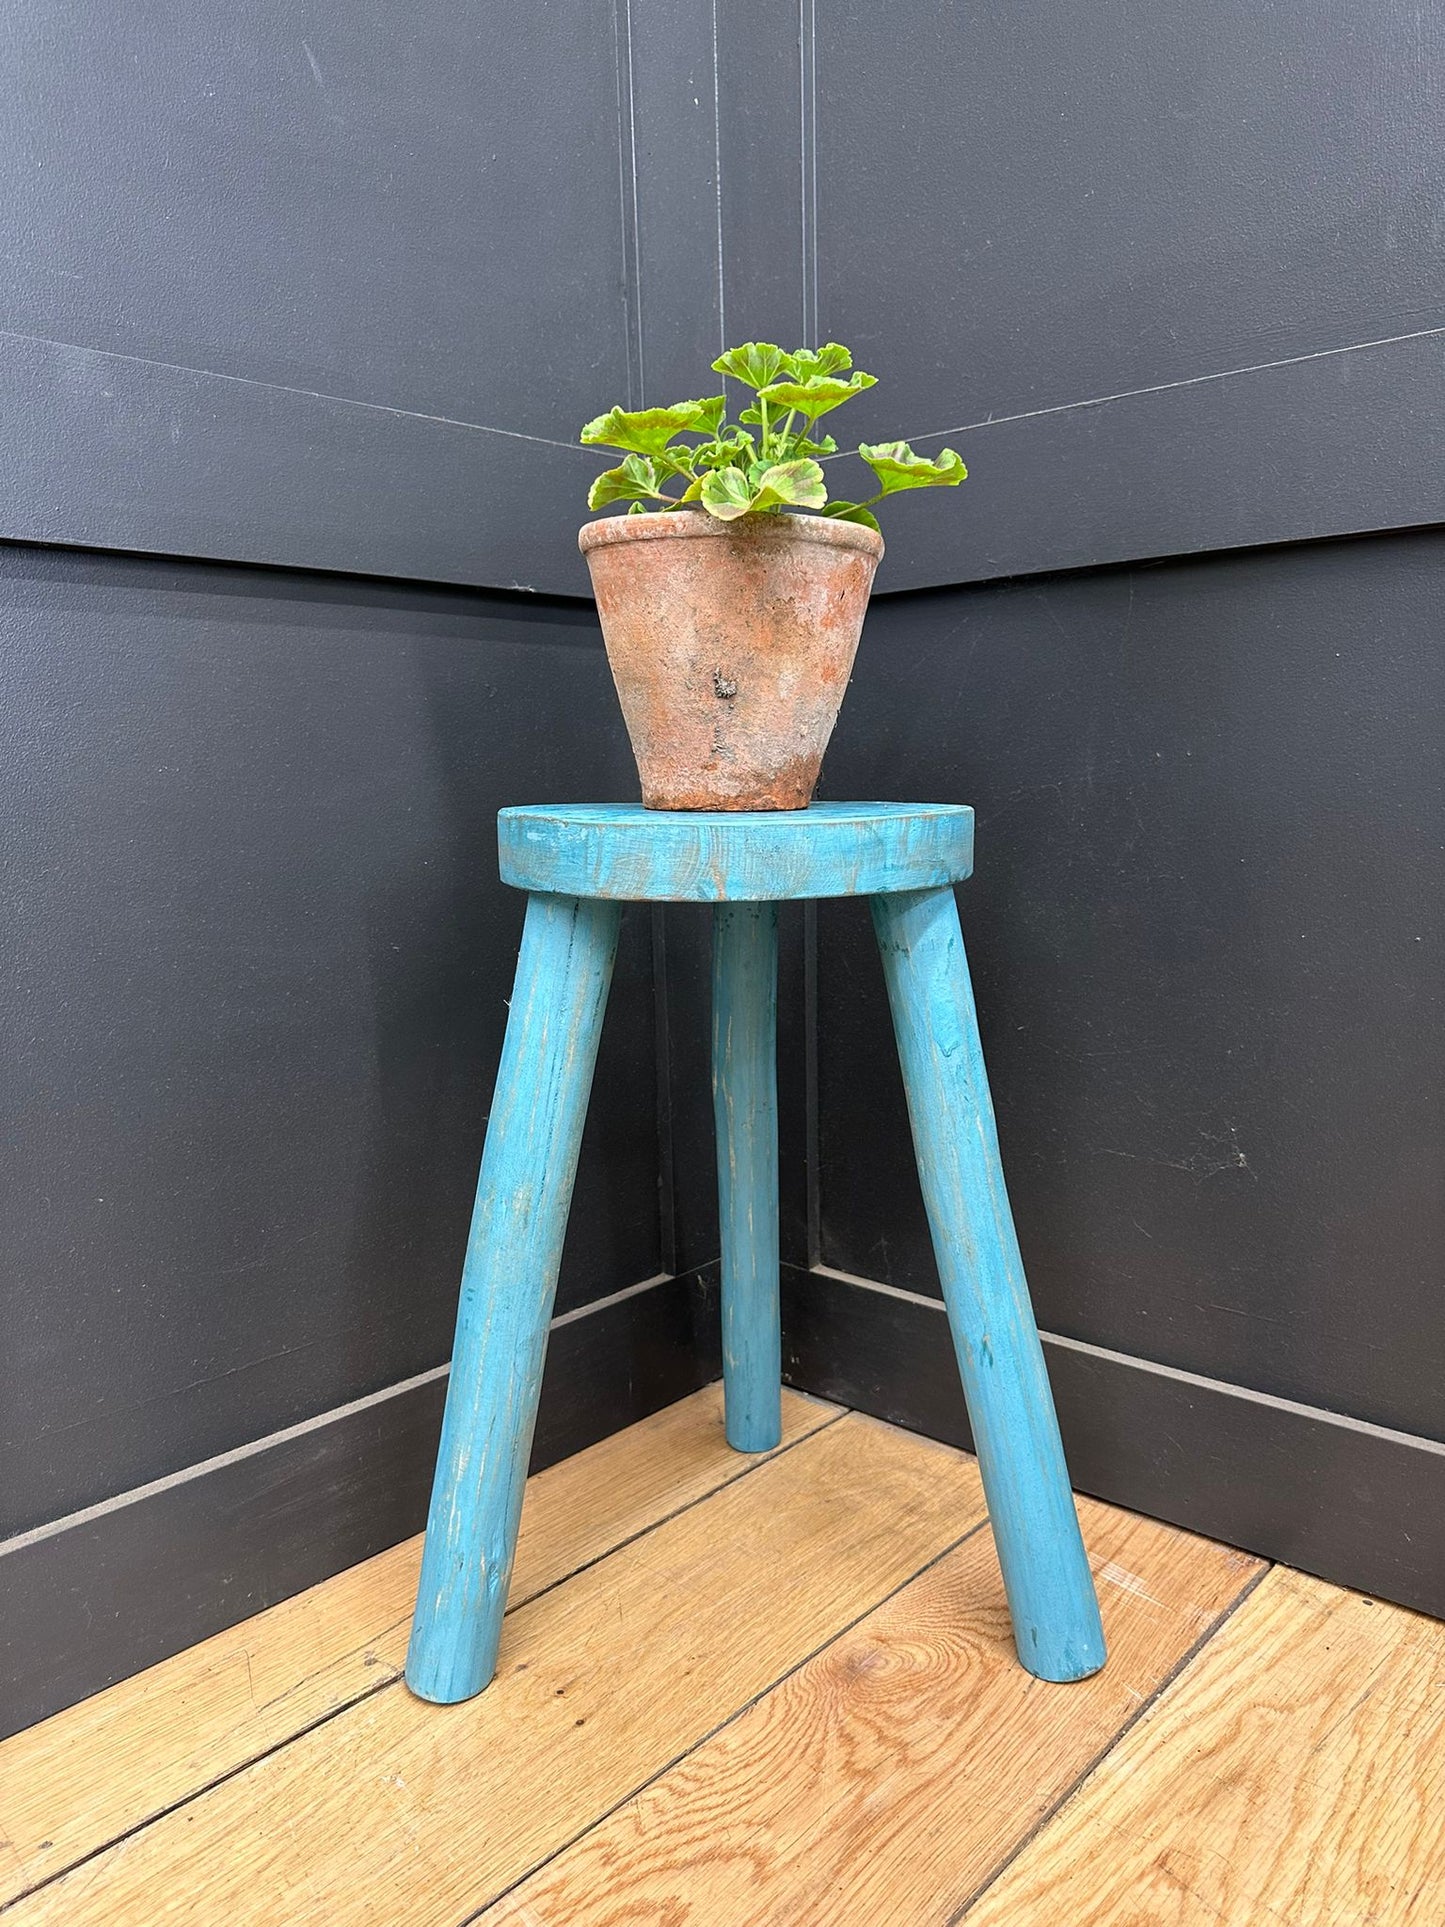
579, 507, 884, 562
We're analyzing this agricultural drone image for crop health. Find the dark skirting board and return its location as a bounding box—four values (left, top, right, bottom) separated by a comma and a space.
0, 1267, 719, 1741
783, 1264, 1445, 1622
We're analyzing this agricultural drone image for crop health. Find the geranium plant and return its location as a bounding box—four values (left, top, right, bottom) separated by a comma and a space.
581, 340, 965, 532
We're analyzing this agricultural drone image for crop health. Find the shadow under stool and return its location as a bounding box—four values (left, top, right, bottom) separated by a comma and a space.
406, 802, 1106, 1704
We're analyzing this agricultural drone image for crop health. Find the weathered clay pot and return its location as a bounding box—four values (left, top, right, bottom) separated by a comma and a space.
579, 509, 884, 810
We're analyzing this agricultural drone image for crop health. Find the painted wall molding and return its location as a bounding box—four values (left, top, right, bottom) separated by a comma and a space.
783, 1263, 1445, 1621
0, 1267, 719, 1740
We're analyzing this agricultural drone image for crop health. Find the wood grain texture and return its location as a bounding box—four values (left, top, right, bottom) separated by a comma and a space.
8, 1415, 988, 1926
487, 1501, 1261, 1926
712, 901, 782, 1451
407, 891, 621, 1705
871, 885, 1105, 1681
965, 1565, 1445, 1925
496, 802, 975, 902
0, 1385, 836, 1908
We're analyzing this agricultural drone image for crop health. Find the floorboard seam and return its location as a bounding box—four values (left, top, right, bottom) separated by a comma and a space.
0, 1402, 850, 1916
462, 1513, 996, 1926
495, 1404, 853, 1629
0, 1671, 401, 1917
945, 1558, 1276, 1922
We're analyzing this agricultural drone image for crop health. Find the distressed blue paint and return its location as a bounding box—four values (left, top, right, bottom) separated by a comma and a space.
409, 807, 1104, 1705
712, 902, 782, 1453
870, 886, 1107, 1683
498, 801, 973, 902
405, 891, 621, 1704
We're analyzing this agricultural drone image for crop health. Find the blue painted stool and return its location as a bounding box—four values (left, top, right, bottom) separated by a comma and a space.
406, 803, 1106, 1704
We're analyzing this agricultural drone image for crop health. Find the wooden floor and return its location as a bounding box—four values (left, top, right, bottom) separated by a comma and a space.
3, 1389, 1443, 1924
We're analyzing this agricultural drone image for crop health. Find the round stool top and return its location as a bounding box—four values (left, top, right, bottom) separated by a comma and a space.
497, 802, 974, 902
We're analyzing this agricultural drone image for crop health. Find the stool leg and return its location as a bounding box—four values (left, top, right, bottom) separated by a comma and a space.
712, 901, 782, 1452
406, 891, 622, 1704
870, 887, 1106, 1682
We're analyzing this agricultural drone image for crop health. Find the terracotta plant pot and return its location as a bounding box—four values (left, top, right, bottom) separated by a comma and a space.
579, 509, 884, 811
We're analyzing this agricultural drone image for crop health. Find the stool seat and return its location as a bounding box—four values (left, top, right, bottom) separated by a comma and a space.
499, 801, 974, 901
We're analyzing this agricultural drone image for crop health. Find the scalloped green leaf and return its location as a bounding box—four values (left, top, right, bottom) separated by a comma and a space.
711, 341, 788, 390
580, 400, 719, 456
748, 460, 827, 512
857, 441, 967, 495
698, 458, 826, 521
822, 500, 882, 532
699, 467, 756, 520
691, 430, 757, 471
782, 342, 853, 379
587, 453, 669, 511
688, 394, 728, 435
757, 371, 877, 421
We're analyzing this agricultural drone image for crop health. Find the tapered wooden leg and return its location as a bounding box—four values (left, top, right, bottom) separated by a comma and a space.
870, 887, 1106, 1682
406, 891, 622, 1704
712, 901, 782, 1452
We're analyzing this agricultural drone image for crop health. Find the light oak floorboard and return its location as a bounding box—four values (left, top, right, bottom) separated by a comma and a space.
0, 1384, 837, 1906
7, 1414, 988, 1926
965, 1565, 1445, 1925
487, 1498, 1261, 1925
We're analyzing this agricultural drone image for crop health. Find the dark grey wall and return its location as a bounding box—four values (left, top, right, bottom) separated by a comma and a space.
710, 0, 1445, 594
813, 530, 1444, 1422
0, 543, 720, 1734
785, 524, 1445, 1618
809, 1, 1445, 588
0, 2, 621, 588
0, 543, 691, 1534
0, 0, 740, 595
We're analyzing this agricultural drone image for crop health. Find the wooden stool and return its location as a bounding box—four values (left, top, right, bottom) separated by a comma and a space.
406, 803, 1106, 1704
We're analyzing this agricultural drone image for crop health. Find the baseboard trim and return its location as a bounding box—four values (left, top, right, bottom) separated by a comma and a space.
783, 1262, 1445, 1620
0, 1265, 719, 1739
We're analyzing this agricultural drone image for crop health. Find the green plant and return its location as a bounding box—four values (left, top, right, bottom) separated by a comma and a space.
580, 340, 965, 532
